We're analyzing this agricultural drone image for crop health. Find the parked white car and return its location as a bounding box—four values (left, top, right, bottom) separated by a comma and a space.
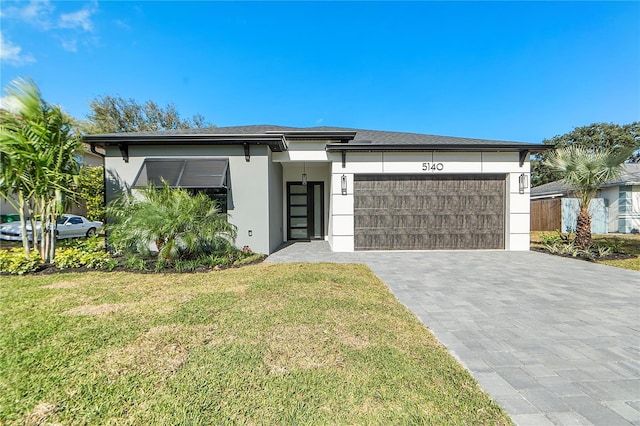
0, 214, 103, 241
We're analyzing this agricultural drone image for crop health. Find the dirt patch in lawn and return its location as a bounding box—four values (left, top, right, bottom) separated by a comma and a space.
334, 327, 370, 349
24, 402, 59, 425
63, 303, 132, 316
105, 325, 190, 376
103, 324, 232, 377
264, 325, 346, 375
42, 281, 81, 289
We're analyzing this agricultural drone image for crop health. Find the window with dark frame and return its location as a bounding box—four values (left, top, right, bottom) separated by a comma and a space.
132, 158, 230, 214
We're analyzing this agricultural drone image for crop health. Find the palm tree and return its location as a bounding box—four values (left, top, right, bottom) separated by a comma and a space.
107, 182, 237, 262
546, 145, 634, 249
0, 78, 80, 261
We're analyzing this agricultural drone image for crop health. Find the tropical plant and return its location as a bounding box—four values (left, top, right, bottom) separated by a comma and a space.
75, 165, 105, 222
0, 78, 81, 262
107, 182, 237, 262
545, 145, 634, 249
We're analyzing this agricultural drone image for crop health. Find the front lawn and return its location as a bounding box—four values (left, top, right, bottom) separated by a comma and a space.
0, 263, 511, 425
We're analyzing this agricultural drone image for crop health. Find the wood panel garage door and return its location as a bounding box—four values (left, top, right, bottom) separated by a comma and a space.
354, 174, 506, 250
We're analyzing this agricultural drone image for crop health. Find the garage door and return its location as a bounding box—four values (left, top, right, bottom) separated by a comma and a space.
354, 174, 506, 250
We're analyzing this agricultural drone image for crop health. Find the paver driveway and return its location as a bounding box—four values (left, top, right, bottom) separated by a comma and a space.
267, 243, 640, 426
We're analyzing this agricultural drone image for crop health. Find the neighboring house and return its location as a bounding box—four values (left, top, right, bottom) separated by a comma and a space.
84, 125, 544, 254
530, 163, 640, 234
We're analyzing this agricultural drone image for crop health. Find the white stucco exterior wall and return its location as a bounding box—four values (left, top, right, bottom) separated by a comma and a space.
104, 144, 276, 255
327, 151, 531, 252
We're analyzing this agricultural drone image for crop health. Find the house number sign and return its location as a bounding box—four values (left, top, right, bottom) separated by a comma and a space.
422, 162, 444, 172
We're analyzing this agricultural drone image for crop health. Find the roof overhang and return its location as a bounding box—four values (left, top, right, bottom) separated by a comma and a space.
84, 133, 289, 163
266, 130, 357, 143
530, 193, 566, 200
325, 142, 550, 152
83, 131, 359, 162
84, 133, 287, 149
326, 143, 551, 167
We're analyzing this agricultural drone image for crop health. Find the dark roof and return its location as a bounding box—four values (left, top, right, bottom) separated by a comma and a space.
84, 124, 547, 153
531, 163, 640, 197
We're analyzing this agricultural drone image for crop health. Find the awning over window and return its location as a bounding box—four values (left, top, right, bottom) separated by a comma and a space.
133, 158, 228, 188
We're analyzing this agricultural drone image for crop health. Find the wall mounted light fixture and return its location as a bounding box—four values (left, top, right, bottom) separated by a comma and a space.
341, 174, 347, 195
519, 173, 529, 194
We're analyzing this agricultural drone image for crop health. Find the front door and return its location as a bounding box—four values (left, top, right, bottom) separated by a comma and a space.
287, 182, 324, 240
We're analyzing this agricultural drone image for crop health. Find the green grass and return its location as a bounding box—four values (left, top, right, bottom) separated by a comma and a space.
1, 264, 512, 425
531, 231, 640, 271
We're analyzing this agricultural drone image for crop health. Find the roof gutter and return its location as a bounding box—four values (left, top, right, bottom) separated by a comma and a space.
326, 143, 551, 167
83, 133, 289, 163
89, 143, 105, 158
325, 142, 550, 152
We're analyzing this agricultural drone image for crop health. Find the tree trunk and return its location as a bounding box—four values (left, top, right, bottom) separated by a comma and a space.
18, 193, 30, 258
29, 199, 38, 254
575, 205, 592, 250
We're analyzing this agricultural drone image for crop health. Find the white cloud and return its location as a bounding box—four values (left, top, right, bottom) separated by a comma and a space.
58, 3, 97, 32
0, 33, 36, 66
0, 0, 55, 30
1, 1, 98, 55
114, 19, 130, 30
60, 38, 78, 53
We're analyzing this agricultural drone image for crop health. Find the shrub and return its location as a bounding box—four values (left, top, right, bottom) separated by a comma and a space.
233, 253, 265, 266
54, 244, 117, 271
125, 255, 148, 271
540, 232, 561, 245
107, 182, 237, 262
0, 249, 42, 275
76, 165, 106, 222
593, 239, 624, 254
54, 247, 84, 269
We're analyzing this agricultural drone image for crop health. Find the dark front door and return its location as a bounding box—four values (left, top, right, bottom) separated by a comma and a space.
287, 182, 324, 240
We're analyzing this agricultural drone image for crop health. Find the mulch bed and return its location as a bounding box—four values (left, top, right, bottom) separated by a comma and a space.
2, 257, 266, 276
531, 246, 636, 262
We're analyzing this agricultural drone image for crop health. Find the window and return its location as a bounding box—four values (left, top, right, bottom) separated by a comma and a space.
133, 158, 230, 213
186, 187, 228, 214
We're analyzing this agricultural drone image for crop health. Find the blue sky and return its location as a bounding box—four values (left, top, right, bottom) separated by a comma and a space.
1, 1, 638, 143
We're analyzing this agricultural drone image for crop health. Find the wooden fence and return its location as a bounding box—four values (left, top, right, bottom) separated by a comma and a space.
530, 198, 562, 231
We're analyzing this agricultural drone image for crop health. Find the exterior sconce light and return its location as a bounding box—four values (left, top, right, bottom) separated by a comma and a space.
341, 174, 347, 195
519, 173, 529, 194
302, 162, 307, 185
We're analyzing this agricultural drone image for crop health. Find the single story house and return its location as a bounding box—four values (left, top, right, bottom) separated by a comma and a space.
530, 163, 640, 234
84, 125, 544, 254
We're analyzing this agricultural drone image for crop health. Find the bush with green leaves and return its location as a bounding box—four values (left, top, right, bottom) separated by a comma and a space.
76, 165, 105, 222
53, 247, 116, 270
107, 182, 237, 262
0, 249, 42, 275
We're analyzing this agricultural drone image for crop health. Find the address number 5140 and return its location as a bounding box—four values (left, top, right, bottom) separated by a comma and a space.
422, 162, 444, 171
